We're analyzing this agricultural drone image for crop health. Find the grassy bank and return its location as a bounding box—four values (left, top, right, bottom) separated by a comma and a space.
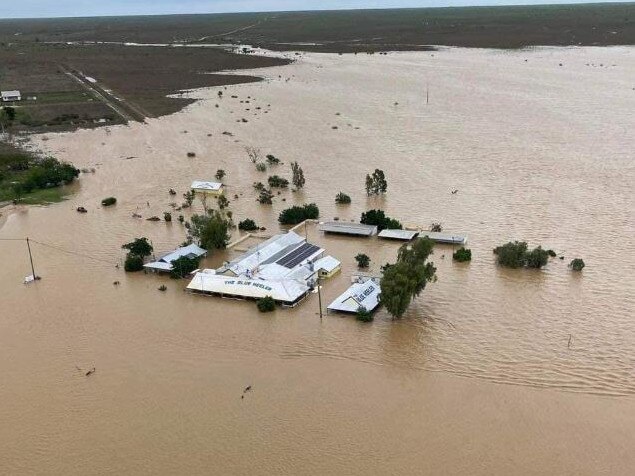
0, 142, 78, 204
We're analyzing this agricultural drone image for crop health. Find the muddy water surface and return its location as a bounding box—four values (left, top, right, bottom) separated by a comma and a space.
1, 47, 634, 475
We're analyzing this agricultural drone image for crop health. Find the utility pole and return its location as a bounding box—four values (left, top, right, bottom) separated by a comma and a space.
317, 275, 323, 320
26, 237, 37, 279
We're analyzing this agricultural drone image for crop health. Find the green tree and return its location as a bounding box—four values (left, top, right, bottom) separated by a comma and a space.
360, 209, 402, 231
278, 203, 319, 225
365, 169, 388, 195
380, 237, 437, 319
170, 256, 201, 279
291, 161, 305, 189
183, 190, 195, 207
268, 175, 289, 188
122, 237, 153, 258
569, 258, 585, 271
493, 241, 528, 268
217, 195, 230, 210
188, 210, 231, 250
266, 154, 280, 164
257, 296, 276, 312
238, 218, 258, 231
356, 307, 373, 322
257, 189, 273, 204
124, 254, 144, 272
355, 253, 370, 268
215, 169, 226, 180
163, 212, 172, 222
453, 248, 472, 262
526, 246, 549, 269
335, 192, 351, 204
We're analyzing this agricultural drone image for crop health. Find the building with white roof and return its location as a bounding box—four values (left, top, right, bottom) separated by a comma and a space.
144, 243, 207, 273
313, 255, 341, 278
378, 229, 419, 241
1, 90, 21, 102
191, 180, 224, 195
188, 231, 336, 307
327, 278, 381, 314
319, 221, 378, 237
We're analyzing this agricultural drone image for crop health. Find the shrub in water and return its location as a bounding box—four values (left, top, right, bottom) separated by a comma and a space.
268, 175, 289, 188
335, 192, 351, 204
453, 248, 472, 262
238, 218, 258, 231
124, 254, 144, 272
257, 296, 276, 313
569, 258, 585, 271
101, 197, 117, 207
355, 253, 370, 268
278, 203, 319, 225
356, 307, 374, 322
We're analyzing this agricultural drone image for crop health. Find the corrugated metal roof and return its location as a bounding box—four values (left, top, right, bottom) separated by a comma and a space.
314, 255, 341, 273
378, 229, 419, 241
319, 221, 378, 236
327, 278, 381, 314
144, 244, 207, 271
422, 232, 467, 245
191, 180, 223, 191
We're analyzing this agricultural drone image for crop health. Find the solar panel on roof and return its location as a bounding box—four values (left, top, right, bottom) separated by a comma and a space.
277, 243, 320, 269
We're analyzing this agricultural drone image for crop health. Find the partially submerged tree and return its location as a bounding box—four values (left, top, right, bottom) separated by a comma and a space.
569, 258, 586, 271
335, 192, 351, 204
170, 256, 201, 279
266, 154, 280, 165
183, 190, 195, 207
365, 169, 388, 195
217, 195, 230, 210
355, 253, 371, 268
215, 169, 226, 181
290, 161, 305, 189
122, 237, 153, 258
360, 209, 402, 231
124, 254, 144, 272
245, 146, 261, 163
163, 212, 172, 222
356, 307, 373, 322
187, 210, 231, 250
453, 248, 472, 262
257, 296, 276, 313
268, 175, 289, 188
255, 162, 267, 172
101, 197, 117, 207
380, 237, 437, 319
278, 203, 319, 225
429, 222, 443, 233
257, 189, 274, 204
493, 241, 550, 269
238, 218, 258, 231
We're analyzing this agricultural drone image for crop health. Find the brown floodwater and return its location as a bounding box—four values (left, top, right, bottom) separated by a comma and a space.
1, 46, 634, 475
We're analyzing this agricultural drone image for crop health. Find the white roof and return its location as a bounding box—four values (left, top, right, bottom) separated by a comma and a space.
319, 221, 377, 236
1, 90, 20, 96
422, 232, 467, 245
314, 255, 341, 273
191, 180, 223, 191
327, 278, 381, 314
218, 231, 307, 276
187, 272, 309, 304
144, 243, 207, 271
378, 229, 419, 240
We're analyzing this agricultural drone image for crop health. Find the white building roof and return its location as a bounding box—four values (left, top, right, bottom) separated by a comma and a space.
1, 90, 20, 100
218, 231, 308, 276
144, 243, 207, 271
378, 229, 419, 241
314, 255, 341, 273
422, 232, 467, 245
191, 180, 223, 192
319, 221, 377, 236
187, 272, 310, 304
327, 278, 381, 314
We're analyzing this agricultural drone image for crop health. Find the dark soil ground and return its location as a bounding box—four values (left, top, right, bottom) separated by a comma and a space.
0, 4, 633, 132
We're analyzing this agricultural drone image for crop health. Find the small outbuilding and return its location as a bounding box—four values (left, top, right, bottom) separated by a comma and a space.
144, 243, 207, 273
319, 221, 378, 237
1, 90, 21, 102
313, 255, 341, 279
422, 232, 467, 245
191, 180, 224, 196
327, 278, 381, 314
378, 229, 419, 241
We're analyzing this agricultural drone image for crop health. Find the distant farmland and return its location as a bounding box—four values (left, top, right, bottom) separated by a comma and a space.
0, 3, 633, 131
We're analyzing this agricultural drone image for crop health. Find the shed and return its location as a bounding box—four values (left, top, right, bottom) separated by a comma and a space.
191, 180, 224, 195
319, 221, 377, 237
144, 243, 207, 272
313, 255, 341, 278
1, 90, 21, 102
327, 278, 381, 314
422, 232, 467, 245
378, 229, 419, 241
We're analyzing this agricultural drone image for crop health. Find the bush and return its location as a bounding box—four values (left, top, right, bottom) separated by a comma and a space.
257, 189, 273, 204
122, 237, 153, 258
215, 169, 226, 180
266, 154, 280, 164
255, 162, 266, 172
163, 212, 172, 222
238, 218, 259, 231
335, 192, 351, 204
547, 249, 557, 257
170, 256, 200, 279
124, 254, 144, 272
268, 175, 289, 188
356, 307, 374, 322
355, 253, 370, 268
360, 209, 402, 231
493, 241, 549, 269
101, 197, 117, 207
188, 210, 231, 250
569, 258, 585, 271
257, 296, 276, 312
453, 248, 472, 262
430, 222, 443, 233
526, 246, 549, 269
278, 203, 319, 225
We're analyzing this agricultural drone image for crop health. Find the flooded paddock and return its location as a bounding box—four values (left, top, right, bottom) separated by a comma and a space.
1, 46, 634, 475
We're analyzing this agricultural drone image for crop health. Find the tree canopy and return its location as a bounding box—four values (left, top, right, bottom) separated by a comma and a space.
122, 237, 153, 258
360, 209, 402, 231
291, 161, 305, 189
187, 210, 231, 250
365, 169, 388, 195
493, 241, 550, 269
278, 203, 319, 225
380, 237, 437, 319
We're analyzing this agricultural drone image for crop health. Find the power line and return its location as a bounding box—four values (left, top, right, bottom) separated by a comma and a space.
29, 239, 116, 265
